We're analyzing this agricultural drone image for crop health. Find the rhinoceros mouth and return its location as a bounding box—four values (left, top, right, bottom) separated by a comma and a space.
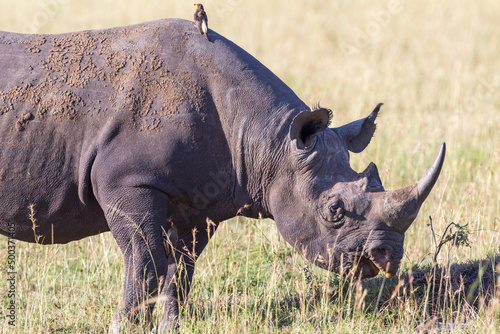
352, 255, 379, 278
353, 254, 396, 279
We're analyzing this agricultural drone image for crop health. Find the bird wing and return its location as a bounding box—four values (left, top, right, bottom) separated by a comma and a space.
201, 20, 208, 34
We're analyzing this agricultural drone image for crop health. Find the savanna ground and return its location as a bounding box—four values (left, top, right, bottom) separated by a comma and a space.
1, 0, 499, 332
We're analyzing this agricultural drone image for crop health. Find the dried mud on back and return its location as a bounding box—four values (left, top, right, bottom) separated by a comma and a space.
0, 21, 209, 133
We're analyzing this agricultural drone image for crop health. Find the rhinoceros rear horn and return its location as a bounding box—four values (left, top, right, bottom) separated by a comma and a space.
384, 143, 446, 233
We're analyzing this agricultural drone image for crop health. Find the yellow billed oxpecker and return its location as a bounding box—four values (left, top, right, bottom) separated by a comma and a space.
193, 3, 210, 42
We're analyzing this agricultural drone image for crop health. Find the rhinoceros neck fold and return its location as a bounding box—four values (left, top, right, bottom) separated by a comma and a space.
225, 103, 307, 219
184, 28, 309, 219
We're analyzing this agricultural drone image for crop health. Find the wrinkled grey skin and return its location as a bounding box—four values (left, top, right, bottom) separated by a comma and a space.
0, 19, 444, 331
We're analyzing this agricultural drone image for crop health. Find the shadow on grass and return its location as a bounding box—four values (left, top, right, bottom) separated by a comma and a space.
363, 255, 499, 314
180, 255, 499, 332
268, 255, 499, 330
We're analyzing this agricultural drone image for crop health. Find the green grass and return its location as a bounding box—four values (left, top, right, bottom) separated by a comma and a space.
1, 0, 500, 332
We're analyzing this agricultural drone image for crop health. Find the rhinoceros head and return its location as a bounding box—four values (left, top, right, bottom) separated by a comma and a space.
269, 104, 445, 278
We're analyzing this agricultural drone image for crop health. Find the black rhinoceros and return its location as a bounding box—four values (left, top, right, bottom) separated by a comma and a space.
0, 18, 445, 331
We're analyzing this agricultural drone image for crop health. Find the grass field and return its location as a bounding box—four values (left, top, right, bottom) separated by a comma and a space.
1, 0, 499, 332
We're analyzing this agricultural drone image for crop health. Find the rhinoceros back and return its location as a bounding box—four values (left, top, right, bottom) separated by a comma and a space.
0, 19, 306, 243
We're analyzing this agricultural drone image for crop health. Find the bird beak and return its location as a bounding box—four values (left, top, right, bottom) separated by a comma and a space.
194, 4, 197, 7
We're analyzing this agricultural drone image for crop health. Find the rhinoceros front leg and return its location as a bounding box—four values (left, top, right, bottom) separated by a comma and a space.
100, 188, 170, 333
159, 221, 218, 331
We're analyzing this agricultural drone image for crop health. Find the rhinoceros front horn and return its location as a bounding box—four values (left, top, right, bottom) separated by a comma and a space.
383, 143, 446, 233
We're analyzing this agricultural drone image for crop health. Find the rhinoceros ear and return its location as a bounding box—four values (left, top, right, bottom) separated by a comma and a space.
333, 103, 383, 153
290, 108, 332, 150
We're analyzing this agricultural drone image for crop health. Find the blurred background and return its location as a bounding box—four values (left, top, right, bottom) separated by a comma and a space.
1, 0, 500, 270
0, 0, 499, 331
2, 0, 497, 261
1, 0, 500, 275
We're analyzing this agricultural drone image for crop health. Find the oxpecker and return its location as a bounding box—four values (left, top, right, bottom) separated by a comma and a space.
194, 3, 209, 41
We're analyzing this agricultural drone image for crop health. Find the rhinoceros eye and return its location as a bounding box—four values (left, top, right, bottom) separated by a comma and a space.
329, 201, 345, 222
317, 198, 346, 228
319, 196, 346, 228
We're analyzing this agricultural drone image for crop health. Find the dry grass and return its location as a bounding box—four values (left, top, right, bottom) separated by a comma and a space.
1, 0, 499, 332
